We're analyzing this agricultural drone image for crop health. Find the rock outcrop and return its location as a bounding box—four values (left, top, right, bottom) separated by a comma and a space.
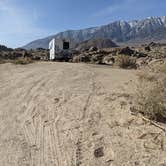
76, 38, 118, 51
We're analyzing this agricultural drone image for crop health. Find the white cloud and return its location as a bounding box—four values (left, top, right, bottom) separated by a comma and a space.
0, 0, 50, 48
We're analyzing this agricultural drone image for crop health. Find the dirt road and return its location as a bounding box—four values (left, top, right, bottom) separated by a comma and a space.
0, 62, 165, 166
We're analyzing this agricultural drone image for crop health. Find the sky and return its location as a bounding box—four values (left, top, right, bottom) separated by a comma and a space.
0, 0, 166, 48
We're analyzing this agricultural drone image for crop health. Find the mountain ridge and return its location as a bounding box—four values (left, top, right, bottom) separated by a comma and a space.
23, 16, 166, 49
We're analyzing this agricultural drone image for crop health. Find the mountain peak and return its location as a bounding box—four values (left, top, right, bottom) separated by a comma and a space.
23, 16, 166, 49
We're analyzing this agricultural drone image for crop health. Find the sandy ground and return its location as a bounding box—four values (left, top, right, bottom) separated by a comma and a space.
0, 62, 166, 166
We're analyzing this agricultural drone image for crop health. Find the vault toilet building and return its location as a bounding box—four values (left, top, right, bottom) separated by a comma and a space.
49, 38, 70, 60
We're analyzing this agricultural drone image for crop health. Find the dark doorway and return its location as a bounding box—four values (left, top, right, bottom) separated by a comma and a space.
63, 41, 69, 50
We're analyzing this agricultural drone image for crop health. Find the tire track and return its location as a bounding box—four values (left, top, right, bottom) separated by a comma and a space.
39, 120, 44, 166
43, 125, 51, 166
0, 63, 111, 166
51, 123, 62, 166
75, 131, 83, 166
47, 126, 57, 165
23, 122, 35, 146
50, 126, 59, 165
74, 70, 97, 166
36, 116, 43, 166
81, 72, 96, 120
76, 69, 108, 166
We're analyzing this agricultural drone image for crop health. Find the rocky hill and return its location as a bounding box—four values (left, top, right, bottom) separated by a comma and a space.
0, 45, 13, 52
76, 38, 118, 51
23, 16, 166, 49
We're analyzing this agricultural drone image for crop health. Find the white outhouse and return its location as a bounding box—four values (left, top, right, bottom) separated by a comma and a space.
49, 38, 70, 60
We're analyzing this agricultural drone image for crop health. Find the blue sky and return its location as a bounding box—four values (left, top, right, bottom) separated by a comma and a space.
0, 0, 166, 48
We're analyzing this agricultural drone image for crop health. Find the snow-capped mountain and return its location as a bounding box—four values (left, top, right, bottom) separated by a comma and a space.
23, 16, 166, 49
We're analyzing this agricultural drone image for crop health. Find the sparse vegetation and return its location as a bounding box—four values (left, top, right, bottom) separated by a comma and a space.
134, 63, 166, 122
0, 59, 5, 64
136, 71, 156, 82
12, 57, 33, 65
115, 55, 137, 69
72, 54, 90, 63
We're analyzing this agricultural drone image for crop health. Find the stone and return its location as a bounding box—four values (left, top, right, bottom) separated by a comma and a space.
118, 47, 134, 56
102, 56, 115, 65
94, 147, 104, 158
89, 46, 98, 52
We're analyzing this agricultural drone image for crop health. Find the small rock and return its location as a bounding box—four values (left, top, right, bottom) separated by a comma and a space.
94, 147, 104, 158
102, 56, 115, 65
89, 46, 98, 52
105, 146, 115, 162
118, 47, 134, 56
144, 46, 151, 51
54, 98, 60, 103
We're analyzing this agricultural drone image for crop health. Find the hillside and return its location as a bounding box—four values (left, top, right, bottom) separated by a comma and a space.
0, 45, 13, 52
23, 16, 166, 49
76, 38, 118, 51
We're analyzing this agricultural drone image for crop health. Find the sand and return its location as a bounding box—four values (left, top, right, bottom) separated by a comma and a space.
0, 62, 165, 166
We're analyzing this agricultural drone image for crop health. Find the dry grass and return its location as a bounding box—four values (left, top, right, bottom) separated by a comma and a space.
72, 55, 90, 63
0, 59, 5, 64
136, 72, 156, 82
12, 57, 33, 65
115, 55, 137, 69
134, 63, 166, 123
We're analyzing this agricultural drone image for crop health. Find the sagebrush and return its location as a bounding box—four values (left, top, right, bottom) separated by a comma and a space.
13, 57, 33, 65
134, 63, 166, 122
115, 55, 137, 69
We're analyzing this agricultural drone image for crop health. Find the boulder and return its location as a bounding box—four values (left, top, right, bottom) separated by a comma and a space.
91, 54, 104, 64
94, 147, 104, 158
102, 56, 115, 65
89, 46, 98, 52
72, 54, 90, 63
118, 47, 134, 56
144, 46, 151, 52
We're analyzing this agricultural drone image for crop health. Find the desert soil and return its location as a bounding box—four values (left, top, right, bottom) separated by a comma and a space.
0, 62, 166, 166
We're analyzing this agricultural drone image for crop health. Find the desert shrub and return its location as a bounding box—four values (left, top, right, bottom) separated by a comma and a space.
72, 56, 80, 63
13, 57, 33, 65
0, 59, 5, 64
72, 54, 90, 63
134, 63, 166, 122
115, 55, 137, 69
136, 72, 156, 82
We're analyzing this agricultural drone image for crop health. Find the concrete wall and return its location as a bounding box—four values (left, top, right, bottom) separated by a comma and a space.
49, 38, 70, 60
49, 38, 55, 60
